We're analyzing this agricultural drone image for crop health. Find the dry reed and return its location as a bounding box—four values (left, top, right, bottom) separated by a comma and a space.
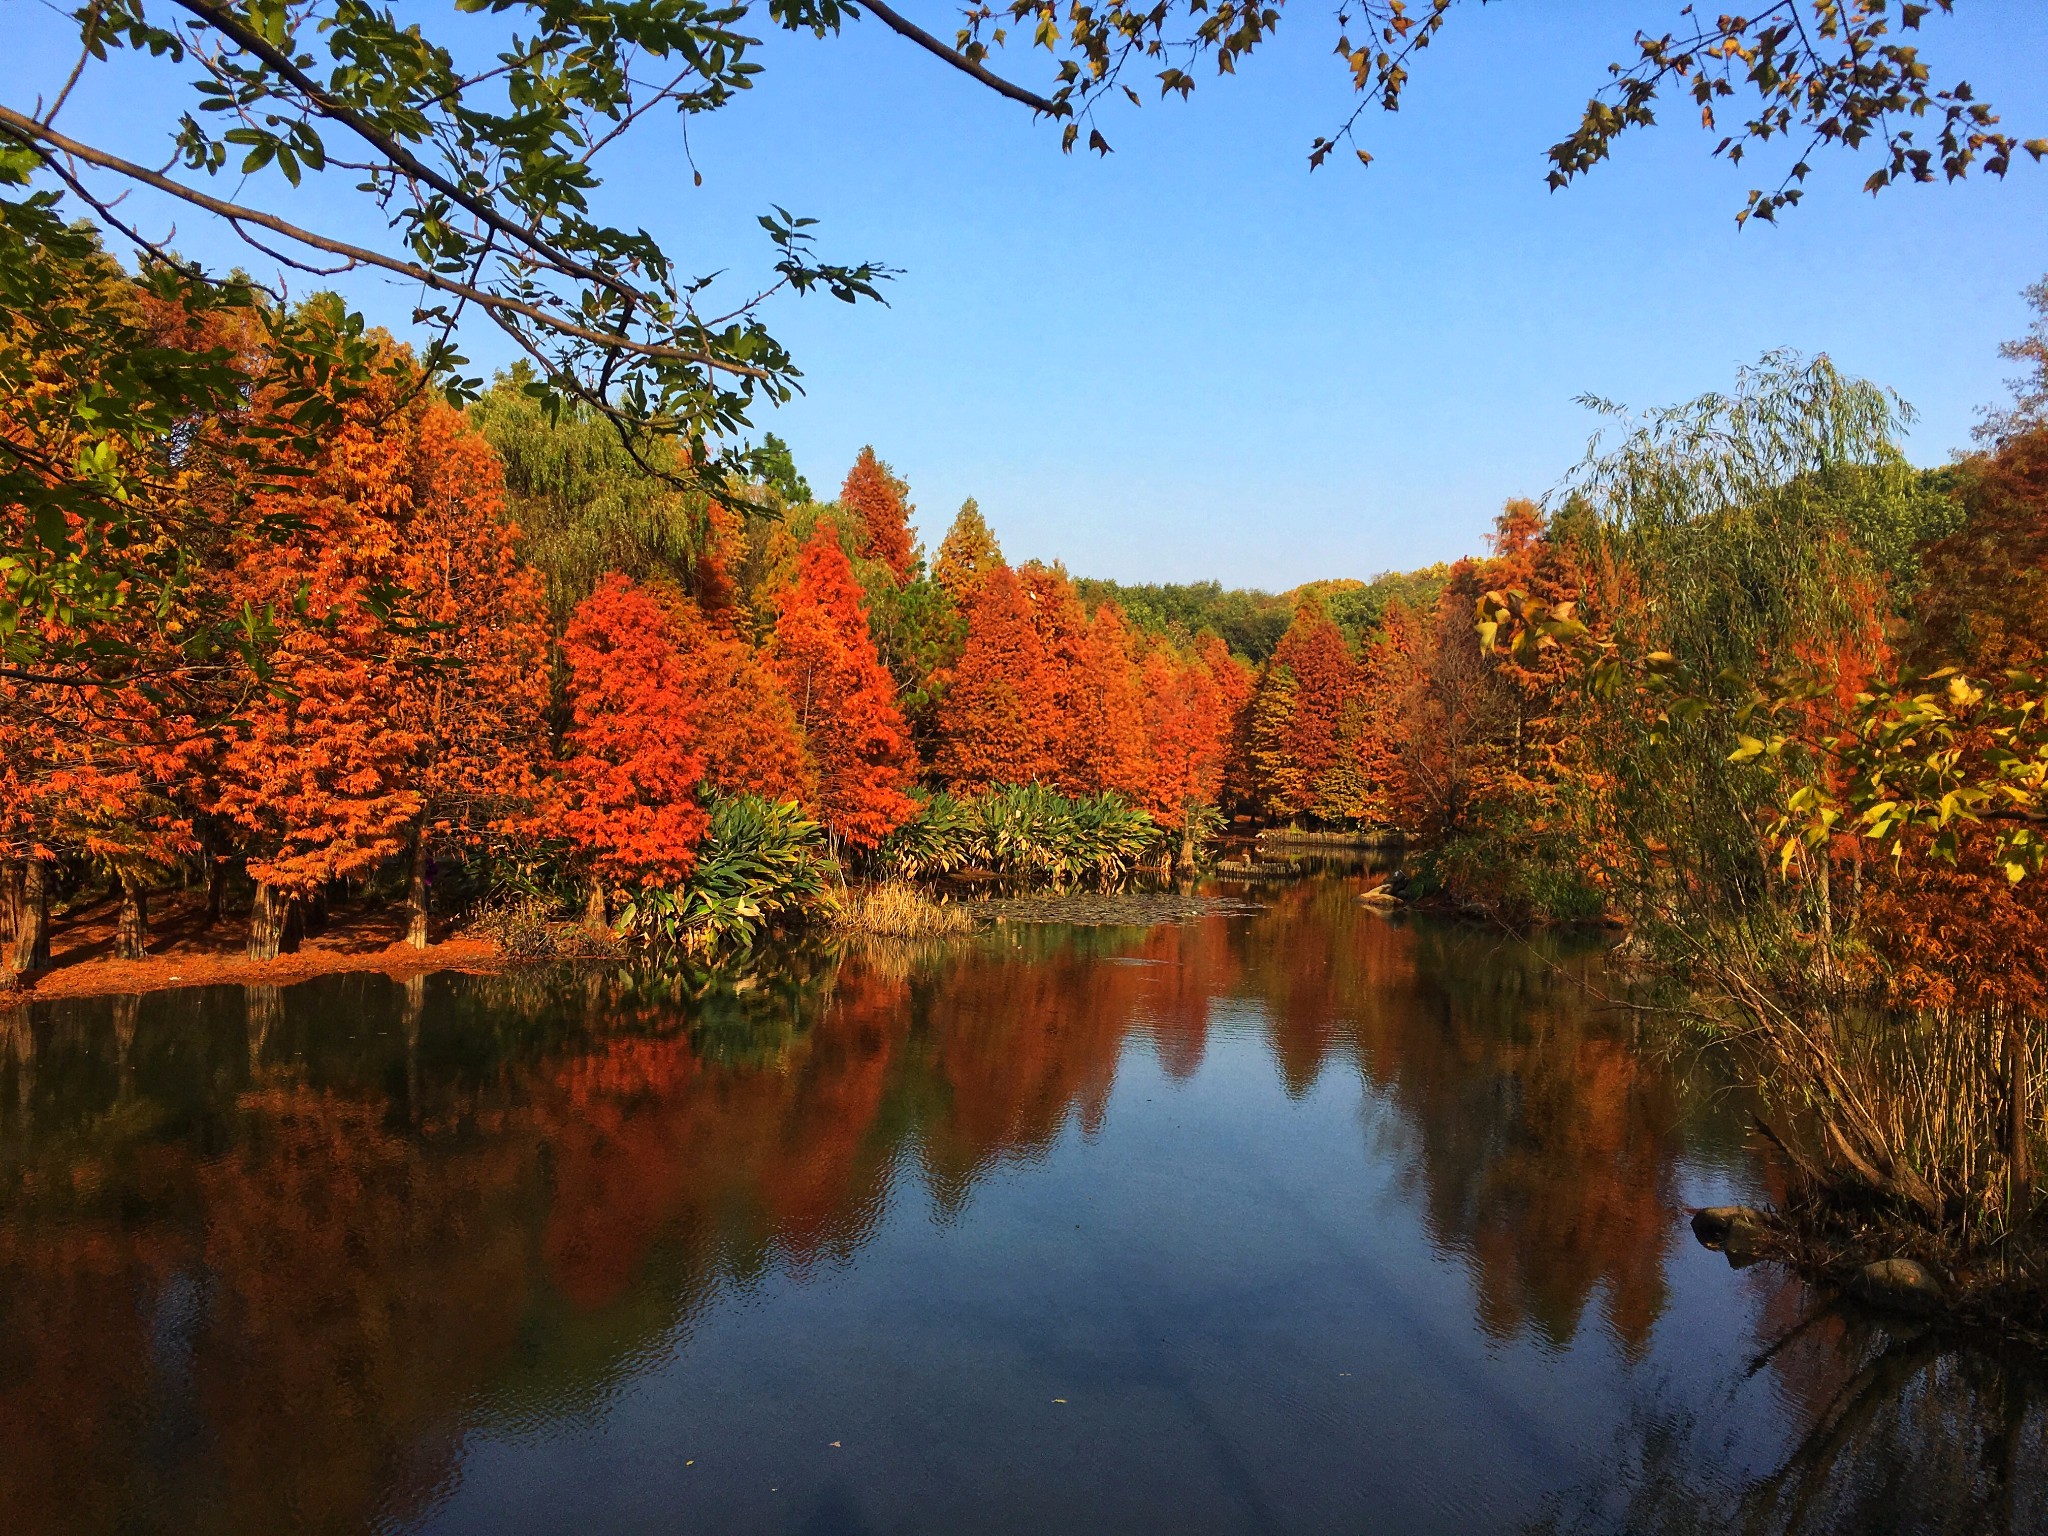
833, 883, 973, 938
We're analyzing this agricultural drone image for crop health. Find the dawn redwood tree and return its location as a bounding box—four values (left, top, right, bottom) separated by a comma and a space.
558, 574, 710, 909
933, 500, 1004, 603
934, 562, 1060, 791
1326, 598, 1423, 828
1140, 644, 1232, 857
212, 353, 431, 960
1067, 603, 1153, 802
839, 447, 917, 582
391, 399, 554, 947
770, 531, 918, 850
1241, 663, 1303, 820
662, 585, 816, 807
1019, 563, 1093, 788
1250, 594, 1361, 821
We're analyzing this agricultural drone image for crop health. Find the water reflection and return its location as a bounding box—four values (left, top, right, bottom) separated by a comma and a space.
0, 880, 2038, 1535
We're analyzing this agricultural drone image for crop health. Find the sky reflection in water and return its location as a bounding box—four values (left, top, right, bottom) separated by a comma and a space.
0, 877, 2042, 1535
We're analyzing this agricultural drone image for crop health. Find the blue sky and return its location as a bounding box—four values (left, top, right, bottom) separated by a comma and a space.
13, 1, 2048, 585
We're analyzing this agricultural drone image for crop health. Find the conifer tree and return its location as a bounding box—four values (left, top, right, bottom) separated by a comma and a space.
1140, 646, 1224, 826
558, 574, 710, 898
662, 586, 816, 807
1019, 562, 1092, 788
212, 355, 431, 958
934, 562, 1060, 790
839, 446, 918, 581
1273, 595, 1360, 814
771, 531, 918, 848
392, 399, 553, 946
1069, 604, 1152, 801
934, 499, 1004, 601
1243, 664, 1303, 820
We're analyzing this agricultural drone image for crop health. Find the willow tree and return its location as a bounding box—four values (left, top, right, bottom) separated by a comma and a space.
1484, 351, 2040, 1235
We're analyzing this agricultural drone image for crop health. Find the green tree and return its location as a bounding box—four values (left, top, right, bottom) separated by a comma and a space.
466, 370, 710, 625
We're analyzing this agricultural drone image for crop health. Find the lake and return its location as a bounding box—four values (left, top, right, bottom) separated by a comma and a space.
1, 875, 2041, 1535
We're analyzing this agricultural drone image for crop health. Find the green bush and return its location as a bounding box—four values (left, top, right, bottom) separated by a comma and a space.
621, 795, 835, 954
877, 784, 1161, 886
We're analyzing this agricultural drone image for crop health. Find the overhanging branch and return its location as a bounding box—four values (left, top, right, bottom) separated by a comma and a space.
857, 1, 1062, 116
0, 105, 772, 381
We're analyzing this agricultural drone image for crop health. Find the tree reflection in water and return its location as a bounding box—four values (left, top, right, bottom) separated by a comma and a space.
0, 881, 2040, 1535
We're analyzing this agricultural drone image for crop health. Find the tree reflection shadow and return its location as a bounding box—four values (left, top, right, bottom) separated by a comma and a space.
1535, 1286, 2048, 1536
0, 887, 2037, 1535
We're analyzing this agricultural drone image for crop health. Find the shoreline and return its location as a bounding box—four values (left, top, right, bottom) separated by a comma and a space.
6, 935, 512, 1003
3, 892, 513, 1004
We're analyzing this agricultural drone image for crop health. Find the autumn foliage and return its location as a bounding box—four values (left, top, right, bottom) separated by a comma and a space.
839, 446, 918, 581
558, 574, 710, 888
771, 531, 918, 848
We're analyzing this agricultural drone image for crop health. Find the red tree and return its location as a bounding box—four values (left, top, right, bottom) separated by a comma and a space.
392, 399, 553, 944
1067, 603, 1152, 800
1257, 594, 1360, 819
662, 585, 816, 806
1140, 646, 1225, 827
934, 562, 1060, 790
558, 574, 709, 896
839, 446, 917, 582
771, 531, 918, 848
212, 354, 431, 956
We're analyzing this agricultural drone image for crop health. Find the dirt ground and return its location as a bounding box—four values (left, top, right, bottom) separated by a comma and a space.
5, 891, 508, 1001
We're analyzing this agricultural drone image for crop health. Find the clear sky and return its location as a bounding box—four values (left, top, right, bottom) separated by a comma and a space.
13, 1, 2048, 586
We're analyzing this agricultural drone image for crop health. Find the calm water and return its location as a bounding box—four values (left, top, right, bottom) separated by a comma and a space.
1, 877, 2042, 1535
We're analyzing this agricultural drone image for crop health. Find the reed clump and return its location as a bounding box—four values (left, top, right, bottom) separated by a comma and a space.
835, 882, 973, 938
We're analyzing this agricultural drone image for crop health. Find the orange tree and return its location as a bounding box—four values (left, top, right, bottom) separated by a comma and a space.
389, 399, 554, 948
933, 560, 1060, 791
770, 530, 918, 851
557, 574, 709, 913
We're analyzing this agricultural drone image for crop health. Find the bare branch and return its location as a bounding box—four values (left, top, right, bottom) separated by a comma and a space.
857, 0, 1062, 116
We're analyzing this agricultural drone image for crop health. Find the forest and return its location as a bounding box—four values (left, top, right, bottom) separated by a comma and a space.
8, 234, 2048, 1296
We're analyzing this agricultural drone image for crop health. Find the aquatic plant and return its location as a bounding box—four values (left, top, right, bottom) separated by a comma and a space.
877, 784, 1160, 886
620, 796, 834, 955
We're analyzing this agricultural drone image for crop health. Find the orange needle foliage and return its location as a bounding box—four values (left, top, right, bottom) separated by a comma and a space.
212, 358, 430, 913
839, 446, 918, 582
392, 399, 554, 855
659, 583, 815, 806
558, 573, 710, 888
770, 530, 918, 848
933, 561, 1060, 790
1140, 644, 1226, 826
1066, 602, 1153, 802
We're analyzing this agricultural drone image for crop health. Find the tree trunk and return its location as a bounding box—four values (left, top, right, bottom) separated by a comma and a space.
584, 878, 607, 930
407, 832, 431, 949
5, 859, 52, 981
2007, 1011, 2034, 1221
303, 888, 329, 936
115, 872, 148, 961
203, 850, 226, 925
248, 882, 301, 961
1, 861, 21, 970
112, 993, 139, 1101
4, 1005, 34, 1113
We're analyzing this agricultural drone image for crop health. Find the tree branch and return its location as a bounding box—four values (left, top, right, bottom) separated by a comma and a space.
856, 1, 1061, 116
167, 0, 647, 309
0, 105, 772, 381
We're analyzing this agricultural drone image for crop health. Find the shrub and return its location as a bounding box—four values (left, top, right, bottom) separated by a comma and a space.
621, 794, 835, 954
876, 784, 1161, 886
